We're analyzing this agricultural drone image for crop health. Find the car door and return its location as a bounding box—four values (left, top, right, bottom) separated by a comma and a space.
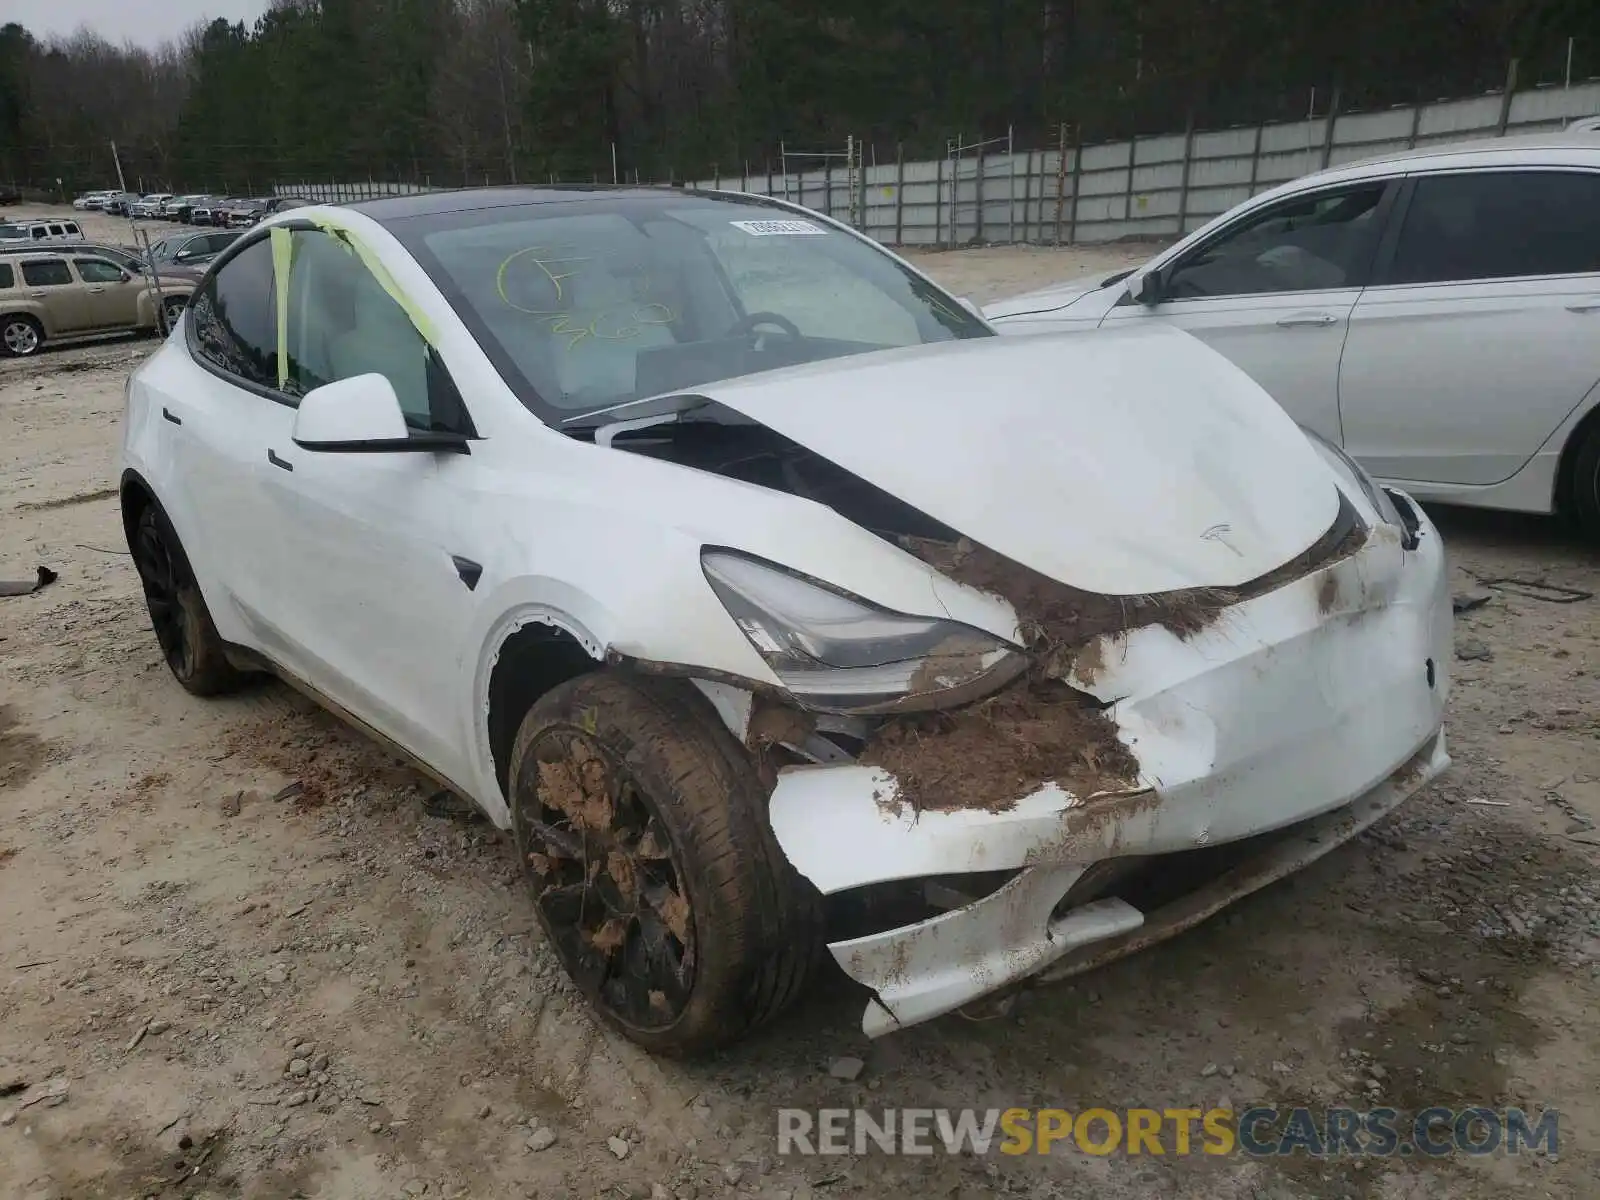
1101, 179, 1399, 441
19, 257, 92, 332
1339, 168, 1600, 486
163, 237, 296, 637
71, 257, 142, 329
263, 223, 481, 782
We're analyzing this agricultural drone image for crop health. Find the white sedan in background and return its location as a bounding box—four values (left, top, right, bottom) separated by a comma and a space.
985, 134, 1600, 537
120, 189, 1450, 1055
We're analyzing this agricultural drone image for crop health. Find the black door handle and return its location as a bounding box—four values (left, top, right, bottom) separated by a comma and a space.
162, 407, 182, 425
267, 448, 294, 472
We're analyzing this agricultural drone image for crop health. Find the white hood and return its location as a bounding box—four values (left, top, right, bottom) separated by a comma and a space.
982, 272, 1113, 320
692, 327, 1340, 596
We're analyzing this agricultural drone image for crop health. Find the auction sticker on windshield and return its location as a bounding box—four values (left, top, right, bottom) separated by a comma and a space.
730, 219, 828, 236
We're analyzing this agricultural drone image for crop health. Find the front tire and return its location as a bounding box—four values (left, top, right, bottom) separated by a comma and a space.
509, 672, 817, 1057
1, 314, 43, 357
1567, 420, 1600, 541
128, 503, 243, 696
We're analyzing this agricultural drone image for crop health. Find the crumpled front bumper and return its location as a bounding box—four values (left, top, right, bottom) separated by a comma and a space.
768, 498, 1452, 1036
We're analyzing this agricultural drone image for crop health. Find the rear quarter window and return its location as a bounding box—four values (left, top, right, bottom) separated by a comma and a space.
0, 263, 13, 289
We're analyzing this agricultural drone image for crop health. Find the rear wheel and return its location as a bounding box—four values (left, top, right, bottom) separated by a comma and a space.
128, 503, 243, 696
1, 314, 43, 357
509, 672, 818, 1057
1567, 420, 1600, 542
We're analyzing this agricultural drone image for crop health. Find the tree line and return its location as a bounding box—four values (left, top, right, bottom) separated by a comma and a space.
3, 0, 1599, 196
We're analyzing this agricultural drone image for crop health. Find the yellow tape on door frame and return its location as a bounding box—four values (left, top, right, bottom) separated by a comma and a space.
269, 226, 293, 389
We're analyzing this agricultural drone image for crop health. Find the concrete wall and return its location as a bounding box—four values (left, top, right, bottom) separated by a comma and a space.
690, 80, 1600, 247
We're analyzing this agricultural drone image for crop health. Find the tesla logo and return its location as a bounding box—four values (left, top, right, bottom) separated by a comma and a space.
1200, 523, 1243, 556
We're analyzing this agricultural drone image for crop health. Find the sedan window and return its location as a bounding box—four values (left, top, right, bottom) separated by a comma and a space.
21, 259, 72, 287
1165, 184, 1387, 299
1387, 170, 1600, 285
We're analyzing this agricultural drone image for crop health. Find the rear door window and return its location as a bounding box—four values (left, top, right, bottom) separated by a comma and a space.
1387, 170, 1600, 284
21, 259, 73, 287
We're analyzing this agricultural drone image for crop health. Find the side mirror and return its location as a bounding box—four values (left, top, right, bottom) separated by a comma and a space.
175, 249, 192, 260
1129, 271, 1164, 306
118, 270, 132, 283
291, 373, 470, 454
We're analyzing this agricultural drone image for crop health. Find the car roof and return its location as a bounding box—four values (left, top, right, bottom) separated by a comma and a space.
1292, 131, 1600, 187
347, 184, 763, 224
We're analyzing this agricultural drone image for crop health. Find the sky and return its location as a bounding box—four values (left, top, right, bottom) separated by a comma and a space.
9, 0, 271, 50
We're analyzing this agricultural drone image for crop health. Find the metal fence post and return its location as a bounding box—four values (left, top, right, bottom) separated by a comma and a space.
1247, 124, 1263, 196
974, 145, 984, 244
1408, 103, 1424, 148
894, 144, 905, 245
1176, 111, 1195, 236
824, 156, 833, 221
1054, 122, 1067, 245
1320, 85, 1342, 169
1497, 59, 1520, 134
1020, 150, 1032, 244
934, 154, 944, 249
1124, 135, 1137, 221
1007, 125, 1016, 245
1067, 129, 1083, 245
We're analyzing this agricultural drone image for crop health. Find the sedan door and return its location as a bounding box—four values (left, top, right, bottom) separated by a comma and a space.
1100, 180, 1399, 442
71, 257, 142, 329
1339, 168, 1600, 486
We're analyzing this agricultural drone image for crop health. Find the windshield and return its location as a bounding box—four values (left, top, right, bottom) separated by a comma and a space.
397, 193, 989, 422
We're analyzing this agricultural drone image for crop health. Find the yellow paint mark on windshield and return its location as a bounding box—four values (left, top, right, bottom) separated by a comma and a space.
494, 245, 676, 350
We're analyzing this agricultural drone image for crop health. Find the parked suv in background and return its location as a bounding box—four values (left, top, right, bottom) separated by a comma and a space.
0, 248, 195, 356
226, 195, 312, 226
191, 198, 244, 227
0, 218, 86, 245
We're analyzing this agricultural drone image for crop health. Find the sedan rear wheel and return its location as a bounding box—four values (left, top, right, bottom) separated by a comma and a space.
1, 314, 43, 357
1569, 421, 1600, 542
509, 673, 818, 1057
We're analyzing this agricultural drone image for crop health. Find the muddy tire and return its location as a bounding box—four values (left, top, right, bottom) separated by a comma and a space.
129, 503, 243, 696
1567, 420, 1600, 542
1, 314, 43, 357
509, 672, 818, 1057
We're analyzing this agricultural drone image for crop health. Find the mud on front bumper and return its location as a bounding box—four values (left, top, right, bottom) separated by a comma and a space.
767, 498, 1453, 1037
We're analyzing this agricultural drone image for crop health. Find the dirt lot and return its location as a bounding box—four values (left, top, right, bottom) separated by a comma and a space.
1, 230, 1598, 1200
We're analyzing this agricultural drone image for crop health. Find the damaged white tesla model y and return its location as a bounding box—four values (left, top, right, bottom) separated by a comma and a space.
120, 188, 1452, 1056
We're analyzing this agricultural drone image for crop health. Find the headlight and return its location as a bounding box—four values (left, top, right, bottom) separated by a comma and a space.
1301, 427, 1401, 528
701, 550, 1027, 715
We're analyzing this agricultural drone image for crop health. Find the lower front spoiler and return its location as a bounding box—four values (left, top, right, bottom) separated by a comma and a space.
834, 729, 1449, 1038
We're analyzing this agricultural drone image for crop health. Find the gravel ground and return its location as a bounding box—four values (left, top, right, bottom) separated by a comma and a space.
0, 228, 1597, 1200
